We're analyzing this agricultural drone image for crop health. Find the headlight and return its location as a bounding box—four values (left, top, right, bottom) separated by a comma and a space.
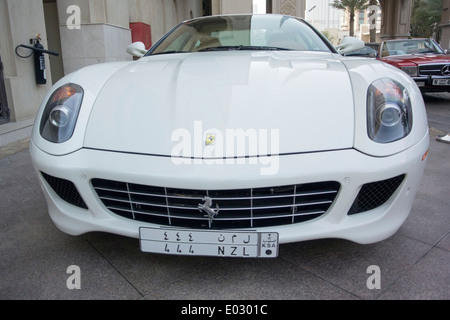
40, 83, 84, 143
400, 66, 418, 77
367, 78, 412, 143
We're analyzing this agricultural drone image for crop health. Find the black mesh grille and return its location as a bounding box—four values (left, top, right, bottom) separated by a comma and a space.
92, 179, 341, 229
41, 172, 88, 210
348, 175, 405, 215
419, 64, 449, 76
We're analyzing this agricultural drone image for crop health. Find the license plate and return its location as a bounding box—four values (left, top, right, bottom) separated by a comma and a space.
140, 228, 279, 258
433, 79, 450, 86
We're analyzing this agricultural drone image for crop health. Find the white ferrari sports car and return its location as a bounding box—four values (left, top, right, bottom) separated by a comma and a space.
31, 15, 430, 258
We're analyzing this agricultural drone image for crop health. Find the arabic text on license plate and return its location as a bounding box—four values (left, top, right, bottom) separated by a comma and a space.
140, 228, 279, 258
433, 79, 450, 86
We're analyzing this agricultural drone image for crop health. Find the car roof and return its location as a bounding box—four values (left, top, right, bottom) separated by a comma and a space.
181, 13, 306, 24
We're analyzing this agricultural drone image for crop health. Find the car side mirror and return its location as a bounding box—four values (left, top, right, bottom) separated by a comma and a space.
127, 42, 147, 58
445, 49, 449, 55
336, 37, 365, 55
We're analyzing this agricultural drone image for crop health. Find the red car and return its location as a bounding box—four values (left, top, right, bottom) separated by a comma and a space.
378, 38, 450, 93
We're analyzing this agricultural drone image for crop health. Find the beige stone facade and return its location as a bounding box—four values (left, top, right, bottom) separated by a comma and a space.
378, 0, 413, 40
211, 0, 253, 15
0, 0, 53, 123
442, 0, 450, 49
269, 0, 306, 18
0, 0, 205, 132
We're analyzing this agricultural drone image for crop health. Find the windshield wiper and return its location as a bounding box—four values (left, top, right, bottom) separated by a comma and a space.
419, 50, 437, 54
199, 46, 291, 52
198, 46, 242, 52
243, 46, 291, 51
151, 51, 188, 56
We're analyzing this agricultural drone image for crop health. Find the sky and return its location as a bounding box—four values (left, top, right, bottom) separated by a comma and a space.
253, 0, 267, 14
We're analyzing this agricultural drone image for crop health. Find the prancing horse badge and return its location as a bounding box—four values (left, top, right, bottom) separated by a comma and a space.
205, 134, 216, 146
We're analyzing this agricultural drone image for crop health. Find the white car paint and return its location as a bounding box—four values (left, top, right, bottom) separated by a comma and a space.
30, 131, 428, 244
83, 51, 354, 157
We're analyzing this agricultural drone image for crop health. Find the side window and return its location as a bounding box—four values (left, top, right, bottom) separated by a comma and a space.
381, 43, 390, 57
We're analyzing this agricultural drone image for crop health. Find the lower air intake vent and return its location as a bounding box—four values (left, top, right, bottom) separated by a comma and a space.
348, 175, 405, 215
41, 172, 88, 210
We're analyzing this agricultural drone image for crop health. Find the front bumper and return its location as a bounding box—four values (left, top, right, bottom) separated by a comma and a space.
30, 133, 429, 245
414, 75, 450, 92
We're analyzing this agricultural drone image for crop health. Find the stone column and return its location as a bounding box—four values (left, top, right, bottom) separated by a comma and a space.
379, 0, 412, 40
211, 0, 253, 15
441, 0, 450, 49
0, 0, 53, 122
271, 0, 306, 18
57, 0, 132, 75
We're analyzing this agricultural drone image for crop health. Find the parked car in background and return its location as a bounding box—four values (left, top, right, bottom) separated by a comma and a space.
345, 45, 378, 58
366, 43, 380, 53
378, 38, 450, 93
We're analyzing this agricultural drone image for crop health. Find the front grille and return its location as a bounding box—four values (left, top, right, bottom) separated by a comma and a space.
41, 172, 88, 209
348, 175, 405, 215
419, 64, 449, 76
92, 179, 340, 229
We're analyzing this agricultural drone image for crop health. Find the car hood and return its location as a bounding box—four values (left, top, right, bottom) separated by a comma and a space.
380, 53, 450, 66
84, 51, 354, 158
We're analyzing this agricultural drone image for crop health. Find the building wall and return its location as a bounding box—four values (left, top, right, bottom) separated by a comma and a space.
442, 0, 450, 49
44, 2, 65, 84
379, 0, 412, 40
211, 0, 253, 15
270, 0, 306, 18
0, 0, 204, 127
57, 0, 203, 75
0, 0, 53, 122
128, 0, 203, 46
305, 0, 343, 31
56, 0, 133, 75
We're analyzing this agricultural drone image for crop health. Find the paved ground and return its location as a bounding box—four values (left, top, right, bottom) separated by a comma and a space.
0, 93, 449, 301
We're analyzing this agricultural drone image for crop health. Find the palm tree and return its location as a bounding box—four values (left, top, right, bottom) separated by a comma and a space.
330, 0, 370, 37
369, 0, 379, 43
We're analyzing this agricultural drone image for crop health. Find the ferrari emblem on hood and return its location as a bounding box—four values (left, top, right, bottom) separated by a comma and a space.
206, 134, 216, 146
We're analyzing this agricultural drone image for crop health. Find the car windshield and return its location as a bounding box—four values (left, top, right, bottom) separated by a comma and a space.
345, 46, 377, 57
147, 15, 333, 55
381, 39, 444, 57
